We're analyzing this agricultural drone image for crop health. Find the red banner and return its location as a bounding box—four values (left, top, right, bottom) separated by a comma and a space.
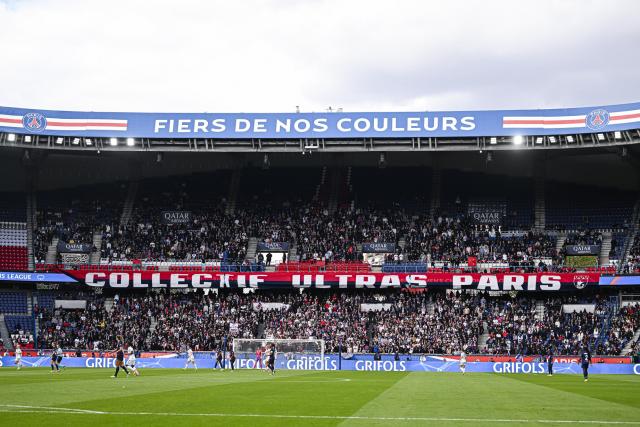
60, 269, 600, 292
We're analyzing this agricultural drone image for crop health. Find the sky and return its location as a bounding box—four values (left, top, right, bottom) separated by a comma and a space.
0, 0, 638, 113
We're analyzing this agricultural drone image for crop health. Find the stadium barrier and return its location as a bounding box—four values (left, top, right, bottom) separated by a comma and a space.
2, 356, 639, 374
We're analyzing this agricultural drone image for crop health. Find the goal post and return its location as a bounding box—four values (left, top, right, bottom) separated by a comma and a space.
232, 338, 326, 370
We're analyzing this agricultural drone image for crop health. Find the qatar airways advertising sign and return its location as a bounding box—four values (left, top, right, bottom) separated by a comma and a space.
56, 270, 600, 292
2, 102, 640, 138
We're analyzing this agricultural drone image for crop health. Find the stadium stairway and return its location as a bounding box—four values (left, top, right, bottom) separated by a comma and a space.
478, 321, 490, 350
555, 233, 567, 254
535, 300, 545, 321
90, 231, 102, 264
119, 181, 139, 227
622, 328, 640, 355
26, 292, 32, 316
245, 237, 258, 262
225, 168, 242, 215
398, 237, 407, 252
326, 168, 345, 214
26, 194, 35, 270
599, 232, 612, 267
426, 301, 435, 315
618, 198, 640, 272
104, 297, 115, 313
45, 236, 59, 264
288, 243, 298, 262
256, 322, 265, 339
146, 317, 158, 348
534, 175, 546, 231
428, 167, 441, 220
0, 315, 13, 350
313, 166, 327, 202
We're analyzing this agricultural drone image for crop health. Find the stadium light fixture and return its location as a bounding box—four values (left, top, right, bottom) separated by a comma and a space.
597, 133, 605, 141
513, 135, 523, 145
535, 137, 543, 144
55, 137, 63, 144
24, 135, 32, 143
72, 138, 80, 145
614, 131, 622, 139
490, 137, 497, 145
126, 137, 135, 146
549, 136, 556, 143
566, 135, 574, 143
7, 133, 16, 142
85, 138, 92, 146
110, 137, 118, 146
378, 153, 387, 168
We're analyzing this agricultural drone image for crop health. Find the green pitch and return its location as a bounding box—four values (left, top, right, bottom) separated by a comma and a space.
1, 368, 639, 426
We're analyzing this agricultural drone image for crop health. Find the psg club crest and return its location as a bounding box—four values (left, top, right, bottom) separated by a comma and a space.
585, 109, 609, 130
573, 275, 590, 290
22, 112, 47, 133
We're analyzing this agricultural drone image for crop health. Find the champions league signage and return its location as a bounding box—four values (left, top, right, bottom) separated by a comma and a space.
2, 102, 640, 138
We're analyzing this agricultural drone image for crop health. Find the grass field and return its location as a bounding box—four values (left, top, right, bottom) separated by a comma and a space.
1, 368, 639, 426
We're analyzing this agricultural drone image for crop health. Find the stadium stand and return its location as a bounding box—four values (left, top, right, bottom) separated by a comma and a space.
29, 289, 640, 356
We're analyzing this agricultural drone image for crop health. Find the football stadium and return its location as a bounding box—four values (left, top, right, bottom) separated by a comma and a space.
1, 1, 640, 426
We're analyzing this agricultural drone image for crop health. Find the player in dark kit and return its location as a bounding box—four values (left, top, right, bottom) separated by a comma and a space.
581, 345, 592, 382
228, 350, 236, 370
267, 343, 276, 376
547, 348, 554, 376
214, 349, 224, 370
111, 346, 130, 378
50, 343, 60, 373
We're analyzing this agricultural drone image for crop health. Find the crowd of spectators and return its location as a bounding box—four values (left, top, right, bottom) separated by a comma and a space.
37, 294, 153, 351
101, 208, 250, 263
33, 290, 640, 357
401, 216, 558, 265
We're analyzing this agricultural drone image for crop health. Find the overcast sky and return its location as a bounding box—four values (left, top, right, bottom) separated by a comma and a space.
0, 0, 638, 113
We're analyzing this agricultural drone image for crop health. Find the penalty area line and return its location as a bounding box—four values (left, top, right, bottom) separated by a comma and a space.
0, 405, 640, 424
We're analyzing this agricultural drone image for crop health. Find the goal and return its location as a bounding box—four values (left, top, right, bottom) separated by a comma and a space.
232, 338, 326, 370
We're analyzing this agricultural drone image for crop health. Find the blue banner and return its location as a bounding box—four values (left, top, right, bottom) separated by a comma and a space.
0, 271, 77, 283
256, 242, 290, 252
3, 356, 638, 375
600, 275, 640, 286
1, 102, 640, 138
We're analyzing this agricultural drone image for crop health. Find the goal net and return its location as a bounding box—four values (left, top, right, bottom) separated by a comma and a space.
232, 338, 326, 370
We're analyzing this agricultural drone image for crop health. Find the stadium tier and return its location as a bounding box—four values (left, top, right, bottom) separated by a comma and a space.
1, 103, 640, 363
0, 289, 629, 357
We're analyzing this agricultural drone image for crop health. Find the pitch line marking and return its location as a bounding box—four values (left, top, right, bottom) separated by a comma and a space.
1, 405, 640, 424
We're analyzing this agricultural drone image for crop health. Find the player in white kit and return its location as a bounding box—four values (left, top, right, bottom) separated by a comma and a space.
14, 344, 23, 370
127, 346, 140, 376
459, 351, 467, 374
184, 348, 198, 370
